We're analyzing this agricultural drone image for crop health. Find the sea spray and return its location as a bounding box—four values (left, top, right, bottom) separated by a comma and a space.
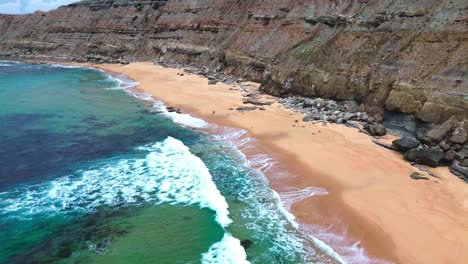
201, 233, 250, 264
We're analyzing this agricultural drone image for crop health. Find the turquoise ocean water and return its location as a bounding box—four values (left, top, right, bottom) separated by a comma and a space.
0, 60, 346, 263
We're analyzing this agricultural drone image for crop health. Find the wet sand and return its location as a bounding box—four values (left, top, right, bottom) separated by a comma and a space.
91, 62, 468, 264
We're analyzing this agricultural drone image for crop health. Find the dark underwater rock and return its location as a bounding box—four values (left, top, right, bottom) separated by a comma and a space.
240, 239, 253, 249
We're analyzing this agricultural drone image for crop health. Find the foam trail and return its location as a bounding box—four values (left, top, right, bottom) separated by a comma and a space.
201, 233, 250, 264
105, 74, 140, 90
279, 187, 328, 211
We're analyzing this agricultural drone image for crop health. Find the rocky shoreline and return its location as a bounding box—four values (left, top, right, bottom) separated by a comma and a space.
4, 54, 467, 183
156, 59, 468, 183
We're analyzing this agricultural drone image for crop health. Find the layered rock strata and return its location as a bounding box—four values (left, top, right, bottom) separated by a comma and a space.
0, 0, 466, 123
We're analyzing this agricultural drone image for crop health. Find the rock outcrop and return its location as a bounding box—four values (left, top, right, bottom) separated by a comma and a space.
0, 0, 467, 123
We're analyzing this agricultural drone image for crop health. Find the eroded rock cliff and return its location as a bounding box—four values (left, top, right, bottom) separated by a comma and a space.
0, 0, 467, 123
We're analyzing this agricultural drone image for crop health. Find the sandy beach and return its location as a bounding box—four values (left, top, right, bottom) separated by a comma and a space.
90, 62, 468, 263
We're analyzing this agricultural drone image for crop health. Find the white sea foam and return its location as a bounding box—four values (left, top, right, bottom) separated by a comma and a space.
201, 233, 250, 264
49, 64, 84, 69
0, 137, 231, 227
103, 74, 140, 90
151, 100, 208, 128
0, 60, 21, 66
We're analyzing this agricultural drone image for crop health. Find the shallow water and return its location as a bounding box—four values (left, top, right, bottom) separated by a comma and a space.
0, 61, 342, 263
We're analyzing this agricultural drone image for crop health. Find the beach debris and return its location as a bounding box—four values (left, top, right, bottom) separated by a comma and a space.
410, 172, 429, 180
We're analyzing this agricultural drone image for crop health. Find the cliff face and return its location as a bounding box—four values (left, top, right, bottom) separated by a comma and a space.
0, 0, 467, 123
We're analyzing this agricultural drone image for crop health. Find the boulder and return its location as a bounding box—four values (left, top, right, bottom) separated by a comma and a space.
374, 113, 384, 123
450, 160, 468, 183
449, 132, 467, 144
303, 98, 315, 108
315, 98, 326, 108
455, 145, 468, 160
416, 126, 431, 144
360, 113, 369, 122
326, 100, 337, 109
392, 137, 420, 152
343, 113, 354, 121
364, 124, 387, 136
328, 115, 337, 123
404, 148, 419, 161
444, 150, 457, 162
461, 159, 468, 167
341, 100, 360, 112
439, 141, 451, 151
404, 148, 444, 167
426, 116, 459, 144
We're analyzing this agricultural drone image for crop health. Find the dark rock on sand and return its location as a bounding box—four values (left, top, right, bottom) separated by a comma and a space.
410, 172, 429, 180
392, 137, 420, 152
236, 106, 257, 111
404, 148, 444, 167
364, 124, 387, 136
244, 98, 273, 106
